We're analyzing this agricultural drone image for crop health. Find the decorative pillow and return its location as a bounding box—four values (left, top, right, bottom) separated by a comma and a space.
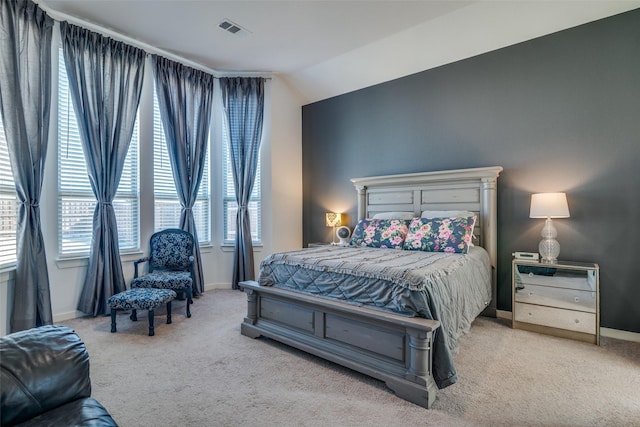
403, 216, 476, 253
349, 218, 409, 249
372, 211, 415, 220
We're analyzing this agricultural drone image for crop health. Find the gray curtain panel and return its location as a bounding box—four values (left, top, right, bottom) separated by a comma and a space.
0, 0, 54, 332
220, 77, 265, 289
60, 22, 146, 316
151, 55, 214, 296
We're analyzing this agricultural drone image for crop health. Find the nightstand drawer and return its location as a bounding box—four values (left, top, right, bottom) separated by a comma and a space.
514, 302, 596, 334
515, 269, 596, 291
514, 284, 596, 312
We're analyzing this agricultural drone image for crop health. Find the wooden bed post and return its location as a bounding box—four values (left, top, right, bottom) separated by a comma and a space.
240, 285, 261, 339
481, 177, 499, 317
407, 329, 433, 381
355, 185, 367, 220
381, 327, 438, 409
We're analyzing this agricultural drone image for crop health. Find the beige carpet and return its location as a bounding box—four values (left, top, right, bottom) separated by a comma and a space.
61, 290, 640, 427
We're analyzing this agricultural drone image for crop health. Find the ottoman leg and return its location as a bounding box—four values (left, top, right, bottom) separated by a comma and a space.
166, 301, 172, 324
148, 310, 155, 336
111, 309, 117, 333
186, 287, 192, 318
130, 309, 138, 322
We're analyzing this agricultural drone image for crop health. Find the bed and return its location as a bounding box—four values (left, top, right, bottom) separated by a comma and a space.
240, 166, 503, 408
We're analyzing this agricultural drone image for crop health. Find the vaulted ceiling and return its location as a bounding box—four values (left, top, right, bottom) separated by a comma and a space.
37, 1, 640, 104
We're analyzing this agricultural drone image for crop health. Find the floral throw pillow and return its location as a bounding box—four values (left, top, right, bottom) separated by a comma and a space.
349, 218, 410, 249
403, 216, 476, 253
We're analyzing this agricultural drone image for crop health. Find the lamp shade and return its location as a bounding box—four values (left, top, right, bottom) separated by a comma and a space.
529, 193, 570, 218
325, 212, 342, 227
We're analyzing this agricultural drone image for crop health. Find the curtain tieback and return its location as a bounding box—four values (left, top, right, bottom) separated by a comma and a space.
21, 202, 40, 207
98, 201, 113, 206
239, 205, 248, 212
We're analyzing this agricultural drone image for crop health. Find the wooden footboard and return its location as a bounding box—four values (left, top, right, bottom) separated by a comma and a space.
239, 280, 441, 409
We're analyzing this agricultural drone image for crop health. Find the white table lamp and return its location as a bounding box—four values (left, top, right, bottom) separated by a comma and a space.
325, 212, 342, 244
529, 193, 570, 263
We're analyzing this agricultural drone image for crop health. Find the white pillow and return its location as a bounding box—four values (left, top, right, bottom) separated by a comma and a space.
372, 211, 415, 220
420, 210, 475, 219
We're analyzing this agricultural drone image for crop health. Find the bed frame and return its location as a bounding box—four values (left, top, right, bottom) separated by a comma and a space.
240, 166, 502, 408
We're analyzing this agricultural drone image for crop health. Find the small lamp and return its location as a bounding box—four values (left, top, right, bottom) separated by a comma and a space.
529, 192, 570, 263
325, 212, 342, 244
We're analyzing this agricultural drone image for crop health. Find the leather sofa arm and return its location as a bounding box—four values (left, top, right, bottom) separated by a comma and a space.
0, 325, 92, 426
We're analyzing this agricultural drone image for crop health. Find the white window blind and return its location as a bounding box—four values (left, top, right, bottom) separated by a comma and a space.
153, 89, 210, 243
58, 48, 139, 255
0, 114, 17, 267
222, 121, 261, 244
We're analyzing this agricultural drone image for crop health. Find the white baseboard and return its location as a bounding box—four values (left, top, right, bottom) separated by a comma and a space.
204, 282, 232, 291
53, 310, 86, 323
600, 327, 640, 343
497, 310, 640, 343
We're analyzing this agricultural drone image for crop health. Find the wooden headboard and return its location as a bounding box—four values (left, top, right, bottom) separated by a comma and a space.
351, 166, 503, 315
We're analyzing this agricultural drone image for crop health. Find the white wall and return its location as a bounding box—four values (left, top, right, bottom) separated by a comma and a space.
0, 62, 303, 334
287, 1, 640, 104
264, 76, 303, 254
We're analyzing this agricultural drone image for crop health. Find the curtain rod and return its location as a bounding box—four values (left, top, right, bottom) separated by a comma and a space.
33, 0, 272, 79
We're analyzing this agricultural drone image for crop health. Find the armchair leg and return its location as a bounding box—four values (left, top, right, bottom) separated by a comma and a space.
186, 288, 192, 318
148, 310, 155, 336
110, 309, 117, 333
166, 301, 172, 324
130, 309, 138, 322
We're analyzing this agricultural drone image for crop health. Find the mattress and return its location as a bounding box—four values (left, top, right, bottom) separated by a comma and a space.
258, 245, 492, 388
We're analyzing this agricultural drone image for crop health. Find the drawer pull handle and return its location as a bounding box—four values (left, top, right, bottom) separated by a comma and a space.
528, 272, 534, 277
575, 319, 580, 324
574, 297, 580, 302
528, 292, 533, 296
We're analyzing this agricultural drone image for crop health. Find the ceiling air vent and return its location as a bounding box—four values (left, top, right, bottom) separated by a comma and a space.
218, 19, 250, 36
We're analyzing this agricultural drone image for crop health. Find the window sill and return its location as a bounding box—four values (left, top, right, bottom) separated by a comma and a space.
55, 256, 89, 269
0, 266, 16, 282
121, 251, 145, 262
53, 245, 263, 267
220, 243, 263, 253
56, 250, 144, 269
199, 243, 213, 253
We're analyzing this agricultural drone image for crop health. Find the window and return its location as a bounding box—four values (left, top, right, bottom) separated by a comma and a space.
222, 123, 261, 244
0, 114, 17, 267
58, 49, 139, 255
153, 89, 210, 243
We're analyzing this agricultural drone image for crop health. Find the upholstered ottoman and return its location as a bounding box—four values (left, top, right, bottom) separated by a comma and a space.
107, 288, 176, 336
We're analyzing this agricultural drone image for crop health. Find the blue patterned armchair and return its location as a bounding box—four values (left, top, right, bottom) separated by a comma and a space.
130, 228, 194, 318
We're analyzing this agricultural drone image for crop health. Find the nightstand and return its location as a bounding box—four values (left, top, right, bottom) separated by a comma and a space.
512, 259, 600, 345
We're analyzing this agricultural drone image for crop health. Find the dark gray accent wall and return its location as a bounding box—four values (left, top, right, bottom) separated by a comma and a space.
302, 9, 640, 333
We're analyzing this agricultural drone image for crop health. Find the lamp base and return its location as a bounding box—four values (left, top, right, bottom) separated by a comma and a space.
538, 218, 560, 263
539, 238, 560, 264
